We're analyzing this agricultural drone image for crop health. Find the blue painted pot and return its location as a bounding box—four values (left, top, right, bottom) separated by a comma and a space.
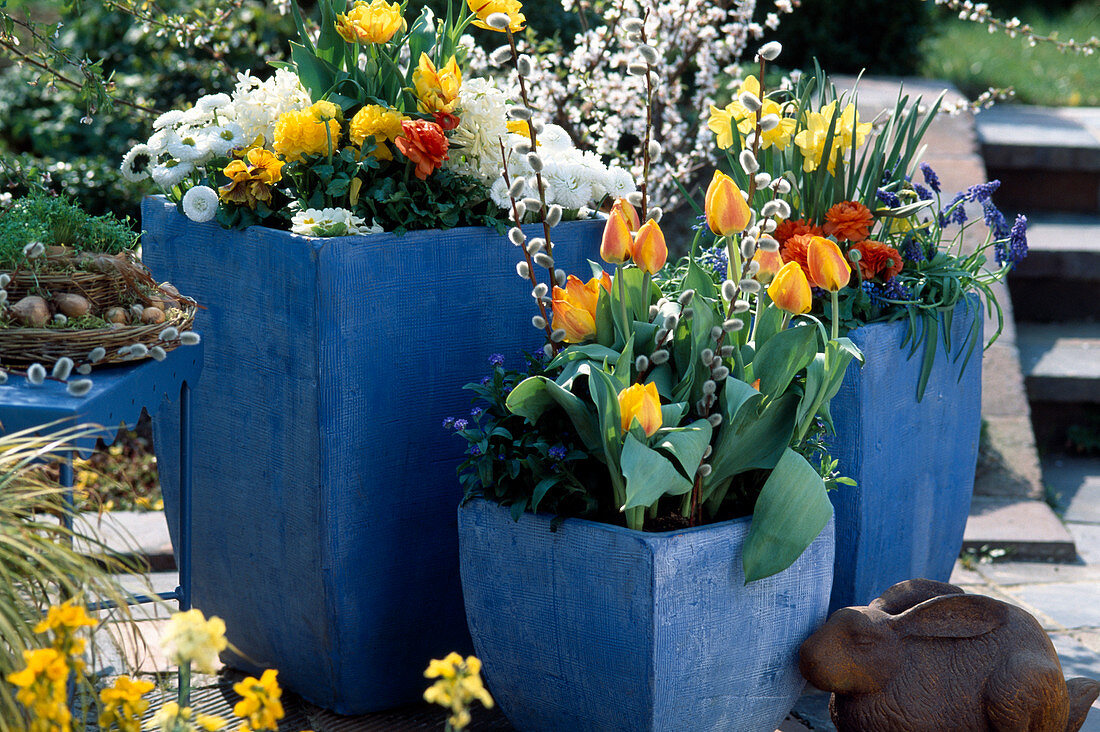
458, 499, 835, 732
140, 197, 604, 714
827, 300, 983, 613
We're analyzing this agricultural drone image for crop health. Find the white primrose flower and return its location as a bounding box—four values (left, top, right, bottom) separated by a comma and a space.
291, 208, 379, 238
181, 185, 219, 223
150, 159, 195, 189
120, 144, 154, 182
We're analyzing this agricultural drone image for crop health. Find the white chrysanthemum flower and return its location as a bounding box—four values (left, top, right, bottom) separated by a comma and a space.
182, 185, 219, 223
180, 106, 213, 128
147, 128, 177, 156
204, 122, 246, 157
489, 177, 511, 208
605, 166, 638, 198
151, 159, 194, 189
153, 110, 185, 130
445, 78, 510, 183
543, 161, 594, 209
225, 69, 312, 145
291, 207, 376, 237
166, 133, 210, 163
195, 93, 232, 113
538, 124, 574, 153
120, 144, 154, 182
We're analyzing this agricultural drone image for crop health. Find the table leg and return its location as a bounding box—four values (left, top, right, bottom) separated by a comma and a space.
178, 381, 192, 707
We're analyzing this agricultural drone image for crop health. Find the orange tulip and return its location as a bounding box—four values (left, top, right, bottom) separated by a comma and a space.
551, 274, 609, 343
618, 382, 663, 436
611, 198, 641, 232
601, 206, 634, 264
752, 249, 784, 285
633, 220, 668, 274
806, 236, 851, 292
767, 261, 812, 315
704, 170, 751, 237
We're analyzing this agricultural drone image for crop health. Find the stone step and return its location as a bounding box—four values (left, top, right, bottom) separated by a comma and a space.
963, 496, 1077, 563
1007, 214, 1100, 321
1017, 322, 1100, 449
977, 106, 1100, 214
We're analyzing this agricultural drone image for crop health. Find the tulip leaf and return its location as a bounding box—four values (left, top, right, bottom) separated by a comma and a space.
751, 323, 818, 400
646, 364, 676, 400
660, 401, 688, 427
753, 302, 786, 349
622, 267, 649, 321
505, 377, 554, 424
655, 419, 713, 479
580, 363, 624, 466
613, 334, 635, 390
595, 287, 616, 348
549, 344, 621, 369
707, 392, 798, 487
621, 433, 694, 510
505, 376, 600, 452
721, 376, 761, 423
683, 259, 718, 300
743, 448, 832, 582
796, 338, 861, 440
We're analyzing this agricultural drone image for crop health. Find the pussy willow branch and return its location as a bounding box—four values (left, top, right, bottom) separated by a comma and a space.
638, 10, 653, 220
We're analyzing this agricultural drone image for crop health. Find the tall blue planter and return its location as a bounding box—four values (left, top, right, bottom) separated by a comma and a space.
140, 197, 603, 714
458, 499, 835, 732
827, 300, 983, 613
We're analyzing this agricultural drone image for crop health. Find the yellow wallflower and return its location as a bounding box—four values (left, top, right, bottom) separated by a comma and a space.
7, 648, 71, 732
34, 599, 97, 636
161, 609, 228, 674
273, 103, 342, 163
335, 0, 404, 44
232, 668, 285, 731
707, 76, 795, 151
349, 104, 407, 160
150, 702, 227, 732
412, 53, 462, 114
467, 0, 525, 32
98, 676, 155, 732
423, 653, 494, 731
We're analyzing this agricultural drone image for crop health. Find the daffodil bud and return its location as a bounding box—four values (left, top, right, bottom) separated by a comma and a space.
738, 91, 762, 113
707, 413, 723, 427
67, 379, 93, 397
754, 172, 772, 188
517, 261, 531, 278
534, 252, 554, 269
490, 46, 512, 66
27, 363, 45, 385
546, 205, 563, 227
508, 106, 532, 120
721, 280, 737, 301
739, 150, 759, 174
650, 349, 670, 365
758, 41, 782, 60
635, 355, 650, 372
638, 44, 659, 65
532, 315, 547, 329
758, 235, 780, 252
516, 54, 534, 77
509, 227, 526, 246
626, 191, 644, 207
485, 11, 511, 29
759, 114, 780, 132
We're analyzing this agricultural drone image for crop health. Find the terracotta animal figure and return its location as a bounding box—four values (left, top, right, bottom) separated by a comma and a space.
799, 578, 1100, 732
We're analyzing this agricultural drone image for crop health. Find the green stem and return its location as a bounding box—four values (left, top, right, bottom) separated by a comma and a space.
178, 661, 192, 708
641, 272, 652, 318
616, 263, 630, 336
750, 291, 765, 342
830, 290, 840, 342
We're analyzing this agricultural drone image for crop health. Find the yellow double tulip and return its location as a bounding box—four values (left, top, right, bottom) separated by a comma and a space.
335, 0, 405, 45
551, 273, 611, 343
412, 53, 462, 114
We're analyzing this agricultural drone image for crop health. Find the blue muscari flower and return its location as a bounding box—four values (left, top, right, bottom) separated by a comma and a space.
470, 407, 483, 418
454, 419, 469, 430
939, 192, 967, 227
902, 237, 925, 263
920, 163, 941, 193
488, 353, 505, 366
877, 188, 901, 208
442, 417, 456, 429
861, 281, 883, 308
914, 183, 934, 201
982, 200, 1011, 239
691, 213, 709, 232
882, 278, 912, 301
965, 180, 1000, 203
548, 445, 568, 461
996, 214, 1028, 266
697, 245, 728, 281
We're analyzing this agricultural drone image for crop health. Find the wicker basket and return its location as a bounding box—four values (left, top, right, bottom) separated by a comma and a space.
1, 251, 197, 368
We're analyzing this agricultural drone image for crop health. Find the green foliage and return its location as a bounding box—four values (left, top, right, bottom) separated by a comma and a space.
0, 191, 137, 266
758, 0, 932, 76
0, 153, 149, 224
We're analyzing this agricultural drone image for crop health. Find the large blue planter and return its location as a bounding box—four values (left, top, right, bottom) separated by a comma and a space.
458, 499, 835, 732
828, 300, 983, 612
140, 197, 603, 714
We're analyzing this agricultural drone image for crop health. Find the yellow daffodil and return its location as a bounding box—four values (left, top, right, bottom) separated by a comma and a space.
161, 609, 228, 674
7, 648, 71, 731
806, 236, 851, 291
349, 104, 408, 160
423, 653, 494, 731
600, 205, 634, 264
633, 219, 668, 274
708, 76, 796, 151
273, 103, 341, 163
335, 0, 405, 44
618, 382, 663, 437
233, 669, 285, 731
412, 53, 462, 114
767, 261, 812, 314
149, 702, 226, 732
704, 170, 751, 237
551, 273, 610, 343
467, 0, 525, 32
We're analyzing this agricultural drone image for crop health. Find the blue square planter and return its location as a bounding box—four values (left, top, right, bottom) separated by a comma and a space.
827, 300, 983, 612
140, 197, 603, 714
458, 499, 835, 732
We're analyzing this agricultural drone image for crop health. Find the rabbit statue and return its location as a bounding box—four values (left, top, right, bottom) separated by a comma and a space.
799, 578, 1100, 731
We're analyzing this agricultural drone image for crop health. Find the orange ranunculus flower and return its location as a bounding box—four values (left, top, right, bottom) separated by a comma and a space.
752, 248, 785, 285
850, 240, 904, 281
823, 201, 874, 242
773, 218, 824, 245
601, 206, 634, 264
767, 261, 813, 315
633, 220, 667, 274
618, 382, 663, 437
467, 0, 525, 32
335, 0, 405, 44
806, 236, 851, 291
780, 232, 813, 277
412, 53, 462, 114
610, 198, 641, 232
394, 119, 449, 180
551, 274, 609, 343
705, 170, 751, 237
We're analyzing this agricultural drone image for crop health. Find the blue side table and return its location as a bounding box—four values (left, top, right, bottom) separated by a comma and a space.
0, 346, 203, 616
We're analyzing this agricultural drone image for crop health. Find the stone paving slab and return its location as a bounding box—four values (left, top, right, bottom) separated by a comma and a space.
1018, 323, 1100, 403
1009, 582, 1100, 629
1069, 523, 1100, 565
1048, 456, 1100, 524
976, 106, 1100, 172
964, 496, 1077, 561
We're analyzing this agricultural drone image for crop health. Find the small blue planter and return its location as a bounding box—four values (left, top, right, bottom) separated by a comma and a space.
141, 198, 603, 714
828, 300, 983, 612
458, 499, 835, 732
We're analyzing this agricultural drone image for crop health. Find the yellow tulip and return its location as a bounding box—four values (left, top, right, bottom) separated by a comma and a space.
704, 170, 751, 237
610, 197, 641, 232
618, 382, 663, 437
335, 0, 405, 45
551, 274, 609, 343
600, 206, 634, 264
412, 53, 462, 114
633, 219, 667, 274
752, 248, 785, 285
767, 261, 812, 315
467, 0, 526, 32
806, 236, 851, 292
